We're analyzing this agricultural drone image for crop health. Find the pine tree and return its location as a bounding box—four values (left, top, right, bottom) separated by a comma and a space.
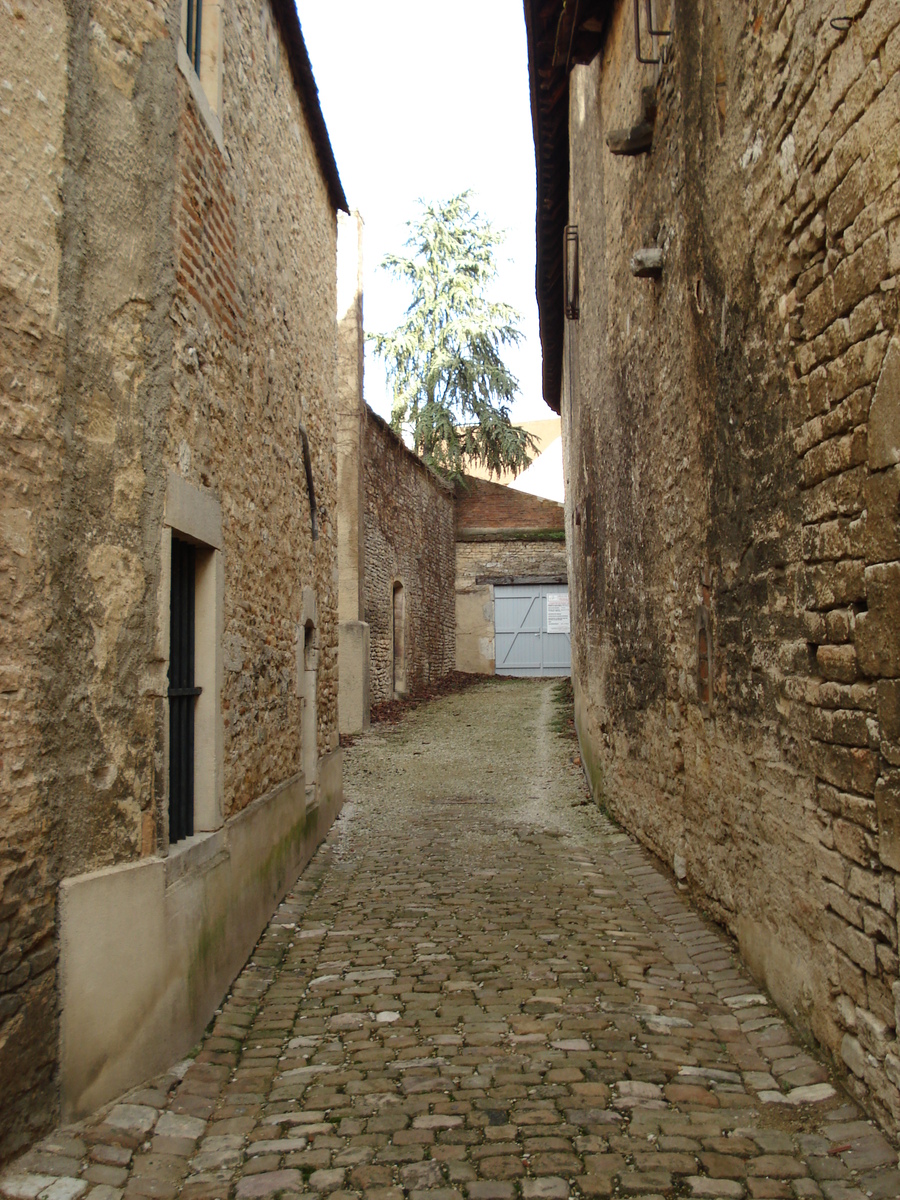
370, 193, 538, 483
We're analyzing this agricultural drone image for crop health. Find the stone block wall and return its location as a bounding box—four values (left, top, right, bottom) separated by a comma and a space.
456, 540, 568, 587
363, 409, 456, 702
0, 0, 342, 1158
560, 0, 900, 1130
0, 0, 70, 1156
454, 537, 568, 677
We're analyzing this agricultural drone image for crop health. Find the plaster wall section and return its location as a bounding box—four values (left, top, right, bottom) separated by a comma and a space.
564, 0, 900, 1130
0, 0, 70, 1156
363, 410, 456, 703
52, 0, 176, 881
336, 211, 366, 626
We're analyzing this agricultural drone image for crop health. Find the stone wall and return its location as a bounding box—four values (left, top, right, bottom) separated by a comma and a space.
363, 409, 456, 702
456, 540, 568, 586
0, 0, 343, 1158
0, 0, 71, 1156
559, 0, 900, 1130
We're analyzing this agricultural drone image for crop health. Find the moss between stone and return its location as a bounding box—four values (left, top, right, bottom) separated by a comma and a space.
458, 528, 566, 543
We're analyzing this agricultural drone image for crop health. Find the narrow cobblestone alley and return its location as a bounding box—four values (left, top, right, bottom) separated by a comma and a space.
3, 681, 899, 1200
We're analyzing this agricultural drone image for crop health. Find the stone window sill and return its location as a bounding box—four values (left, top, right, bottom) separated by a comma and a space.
165, 827, 227, 887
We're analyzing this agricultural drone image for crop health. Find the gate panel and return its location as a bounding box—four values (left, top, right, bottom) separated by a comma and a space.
495, 587, 542, 672
494, 584, 571, 677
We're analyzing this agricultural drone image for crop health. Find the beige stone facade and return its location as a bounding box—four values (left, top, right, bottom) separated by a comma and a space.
1, 0, 346, 1158
456, 540, 568, 586
527, 0, 900, 1132
455, 541, 568, 675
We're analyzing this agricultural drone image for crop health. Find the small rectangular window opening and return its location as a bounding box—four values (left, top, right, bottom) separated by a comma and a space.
186, 0, 202, 75
169, 537, 203, 843
565, 225, 580, 321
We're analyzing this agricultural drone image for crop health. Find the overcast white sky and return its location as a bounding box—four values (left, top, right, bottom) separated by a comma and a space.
294, 0, 549, 425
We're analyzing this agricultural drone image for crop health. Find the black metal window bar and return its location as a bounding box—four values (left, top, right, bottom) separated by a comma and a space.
185, 0, 202, 75
564, 225, 580, 320
168, 537, 202, 844
634, 0, 671, 65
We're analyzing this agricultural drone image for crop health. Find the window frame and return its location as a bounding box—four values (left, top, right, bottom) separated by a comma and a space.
162, 471, 225, 847
178, 0, 226, 154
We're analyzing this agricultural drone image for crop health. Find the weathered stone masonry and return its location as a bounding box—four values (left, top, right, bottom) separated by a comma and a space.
169, 1, 342, 816
1, 0, 346, 1160
363, 410, 456, 703
0, 0, 70, 1159
527, 0, 900, 1131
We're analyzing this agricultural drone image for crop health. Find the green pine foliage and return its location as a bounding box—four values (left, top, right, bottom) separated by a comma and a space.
369, 193, 539, 483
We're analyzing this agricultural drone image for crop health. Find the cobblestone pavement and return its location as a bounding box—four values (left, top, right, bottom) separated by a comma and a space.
4, 679, 900, 1200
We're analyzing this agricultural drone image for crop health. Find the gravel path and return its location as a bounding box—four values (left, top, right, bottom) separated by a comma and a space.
3, 679, 899, 1200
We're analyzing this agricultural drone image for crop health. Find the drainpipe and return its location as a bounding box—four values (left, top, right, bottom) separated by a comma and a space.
299, 423, 318, 541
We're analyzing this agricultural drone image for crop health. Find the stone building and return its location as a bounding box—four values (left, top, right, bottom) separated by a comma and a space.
455, 478, 568, 676
1, 0, 346, 1159
526, 0, 900, 1129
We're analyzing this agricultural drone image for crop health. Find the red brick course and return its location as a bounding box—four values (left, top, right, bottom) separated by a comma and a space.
456, 476, 564, 534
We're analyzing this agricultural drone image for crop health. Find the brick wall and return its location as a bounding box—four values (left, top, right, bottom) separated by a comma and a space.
364, 409, 456, 703
176, 103, 243, 340
457, 475, 566, 533
561, 0, 900, 1130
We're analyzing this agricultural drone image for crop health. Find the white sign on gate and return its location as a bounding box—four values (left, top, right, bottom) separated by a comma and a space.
546, 592, 570, 634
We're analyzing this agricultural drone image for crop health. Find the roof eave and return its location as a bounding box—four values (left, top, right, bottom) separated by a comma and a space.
523, 0, 608, 413
270, 1, 349, 214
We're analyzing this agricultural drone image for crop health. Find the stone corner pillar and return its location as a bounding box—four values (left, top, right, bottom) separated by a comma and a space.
339, 619, 370, 734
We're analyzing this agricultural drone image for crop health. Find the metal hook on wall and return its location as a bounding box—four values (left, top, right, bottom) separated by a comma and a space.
634, 0, 671, 65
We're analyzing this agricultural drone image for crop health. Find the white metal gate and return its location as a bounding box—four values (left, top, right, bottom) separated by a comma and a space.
494, 584, 571, 678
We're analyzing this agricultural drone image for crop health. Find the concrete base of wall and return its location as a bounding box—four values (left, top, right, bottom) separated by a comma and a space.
338, 620, 370, 734
58, 752, 343, 1121
455, 584, 495, 674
